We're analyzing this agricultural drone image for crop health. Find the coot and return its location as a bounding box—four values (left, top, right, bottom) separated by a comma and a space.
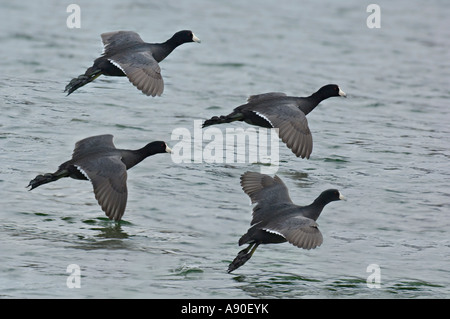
27, 134, 171, 221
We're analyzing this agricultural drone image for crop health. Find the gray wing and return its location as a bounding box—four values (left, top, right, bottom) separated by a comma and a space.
241, 171, 292, 204
108, 52, 164, 96
240, 171, 293, 225
75, 155, 128, 221
246, 92, 287, 103
101, 31, 145, 55
265, 215, 323, 250
72, 135, 116, 161
250, 99, 313, 159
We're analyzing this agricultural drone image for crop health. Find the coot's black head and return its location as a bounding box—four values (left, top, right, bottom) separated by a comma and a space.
318, 189, 345, 204
144, 141, 172, 155
318, 84, 347, 98
171, 30, 201, 45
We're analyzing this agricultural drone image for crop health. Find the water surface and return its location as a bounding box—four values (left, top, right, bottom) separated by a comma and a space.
1, 0, 449, 299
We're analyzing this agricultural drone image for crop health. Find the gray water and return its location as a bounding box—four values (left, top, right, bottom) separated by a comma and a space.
1, 0, 449, 299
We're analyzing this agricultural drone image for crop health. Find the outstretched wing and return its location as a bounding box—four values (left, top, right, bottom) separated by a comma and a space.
250, 100, 313, 158
264, 215, 323, 250
75, 155, 128, 221
240, 171, 293, 225
108, 52, 164, 96
240, 171, 292, 204
246, 92, 287, 103
72, 135, 116, 161
101, 31, 145, 55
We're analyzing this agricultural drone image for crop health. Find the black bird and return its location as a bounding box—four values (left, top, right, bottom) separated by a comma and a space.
203, 84, 346, 158
27, 135, 171, 221
228, 171, 345, 273
65, 30, 201, 96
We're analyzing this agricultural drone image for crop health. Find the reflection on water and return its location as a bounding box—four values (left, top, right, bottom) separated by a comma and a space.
92, 223, 130, 240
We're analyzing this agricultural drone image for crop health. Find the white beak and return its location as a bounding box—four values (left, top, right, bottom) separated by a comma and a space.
339, 192, 346, 200
165, 145, 172, 153
192, 33, 201, 43
339, 88, 347, 98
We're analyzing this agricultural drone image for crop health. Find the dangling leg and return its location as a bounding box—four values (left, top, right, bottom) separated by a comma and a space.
64, 66, 102, 95
227, 242, 260, 273
27, 169, 69, 190
202, 111, 244, 128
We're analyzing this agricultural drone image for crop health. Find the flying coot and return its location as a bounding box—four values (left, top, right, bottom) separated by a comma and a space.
203, 84, 346, 159
228, 171, 345, 273
65, 30, 201, 96
27, 134, 171, 221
